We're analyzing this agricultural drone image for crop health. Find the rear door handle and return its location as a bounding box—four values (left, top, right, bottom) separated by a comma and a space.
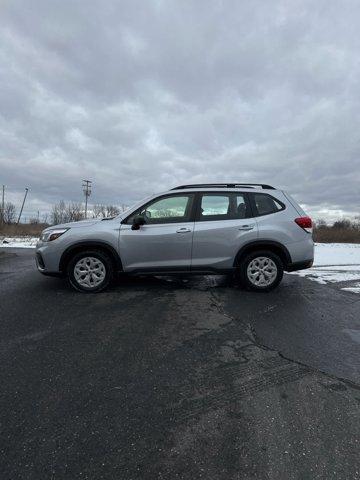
176, 227, 192, 233
238, 224, 255, 231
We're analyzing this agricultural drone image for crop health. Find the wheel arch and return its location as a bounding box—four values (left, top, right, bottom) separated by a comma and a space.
234, 240, 291, 268
59, 241, 123, 273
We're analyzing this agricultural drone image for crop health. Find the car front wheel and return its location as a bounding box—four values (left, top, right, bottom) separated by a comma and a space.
67, 250, 114, 293
239, 250, 283, 292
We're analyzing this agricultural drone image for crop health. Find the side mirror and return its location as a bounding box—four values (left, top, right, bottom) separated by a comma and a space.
131, 215, 146, 230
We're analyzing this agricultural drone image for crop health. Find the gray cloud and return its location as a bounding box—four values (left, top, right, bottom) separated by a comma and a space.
1, 0, 360, 221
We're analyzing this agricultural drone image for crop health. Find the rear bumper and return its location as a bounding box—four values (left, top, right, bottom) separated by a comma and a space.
285, 259, 313, 272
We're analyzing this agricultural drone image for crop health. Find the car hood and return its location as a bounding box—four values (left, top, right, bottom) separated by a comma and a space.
44, 219, 102, 231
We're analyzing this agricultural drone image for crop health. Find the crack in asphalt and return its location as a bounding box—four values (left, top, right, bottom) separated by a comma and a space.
208, 288, 360, 391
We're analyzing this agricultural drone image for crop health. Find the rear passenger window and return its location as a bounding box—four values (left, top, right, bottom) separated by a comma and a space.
235, 195, 248, 219
252, 193, 284, 216
199, 193, 250, 220
201, 195, 230, 217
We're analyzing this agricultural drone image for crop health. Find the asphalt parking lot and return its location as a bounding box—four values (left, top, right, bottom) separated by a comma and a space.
0, 248, 359, 480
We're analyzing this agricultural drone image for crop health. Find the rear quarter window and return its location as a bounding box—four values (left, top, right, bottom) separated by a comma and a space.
251, 193, 285, 216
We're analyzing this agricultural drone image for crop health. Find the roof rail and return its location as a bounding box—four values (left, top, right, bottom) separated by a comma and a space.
171, 183, 275, 190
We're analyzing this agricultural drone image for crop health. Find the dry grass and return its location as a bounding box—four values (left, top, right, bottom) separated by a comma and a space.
313, 226, 360, 243
0, 223, 47, 237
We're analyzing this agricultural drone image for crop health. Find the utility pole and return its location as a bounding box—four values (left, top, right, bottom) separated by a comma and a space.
1, 185, 4, 225
82, 180, 92, 219
17, 187, 29, 224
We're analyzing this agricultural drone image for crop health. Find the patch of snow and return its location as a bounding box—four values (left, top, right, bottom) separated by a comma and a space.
314, 265, 360, 271
290, 243, 360, 294
0, 237, 39, 248
341, 283, 360, 294
292, 268, 360, 284
314, 242, 360, 266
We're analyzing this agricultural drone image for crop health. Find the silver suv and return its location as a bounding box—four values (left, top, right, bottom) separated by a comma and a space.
36, 184, 314, 293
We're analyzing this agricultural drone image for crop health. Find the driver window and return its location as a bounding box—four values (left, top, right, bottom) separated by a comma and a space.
130, 195, 193, 224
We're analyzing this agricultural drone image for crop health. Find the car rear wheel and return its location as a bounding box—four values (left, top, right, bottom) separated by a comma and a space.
239, 250, 283, 292
67, 250, 114, 293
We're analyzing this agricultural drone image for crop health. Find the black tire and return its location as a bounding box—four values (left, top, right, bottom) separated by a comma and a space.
67, 250, 114, 293
238, 250, 283, 292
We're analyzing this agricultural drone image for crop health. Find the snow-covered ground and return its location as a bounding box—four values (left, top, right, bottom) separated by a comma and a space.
0, 237, 39, 248
289, 243, 360, 294
313, 242, 360, 266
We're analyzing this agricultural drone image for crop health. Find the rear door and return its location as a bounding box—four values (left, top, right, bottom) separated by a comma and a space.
191, 192, 258, 270
119, 193, 195, 271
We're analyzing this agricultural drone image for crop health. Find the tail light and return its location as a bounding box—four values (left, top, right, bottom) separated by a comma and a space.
295, 216, 312, 233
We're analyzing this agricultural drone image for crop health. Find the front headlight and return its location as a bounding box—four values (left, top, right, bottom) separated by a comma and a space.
41, 228, 69, 242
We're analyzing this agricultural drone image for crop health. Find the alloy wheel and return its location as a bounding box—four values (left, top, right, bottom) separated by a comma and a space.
73, 256, 106, 289
247, 256, 278, 287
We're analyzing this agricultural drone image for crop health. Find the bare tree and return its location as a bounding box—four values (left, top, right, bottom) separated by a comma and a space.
66, 202, 84, 222
93, 204, 106, 218
105, 205, 120, 217
333, 219, 352, 230
3, 202, 16, 224
50, 201, 121, 224
50, 200, 67, 225
117, 204, 129, 213
92, 204, 120, 218
50, 201, 85, 225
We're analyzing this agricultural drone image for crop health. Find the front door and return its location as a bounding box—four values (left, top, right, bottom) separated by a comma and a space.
119, 193, 195, 271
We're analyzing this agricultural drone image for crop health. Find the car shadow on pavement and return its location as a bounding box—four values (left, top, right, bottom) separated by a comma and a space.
113, 272, 234, 291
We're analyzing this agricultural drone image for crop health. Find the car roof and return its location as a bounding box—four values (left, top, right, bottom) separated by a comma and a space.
162, 186, 278, 194
171, 183, 276, 190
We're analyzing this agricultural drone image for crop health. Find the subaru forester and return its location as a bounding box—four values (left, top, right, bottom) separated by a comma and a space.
35, 184, 314, 292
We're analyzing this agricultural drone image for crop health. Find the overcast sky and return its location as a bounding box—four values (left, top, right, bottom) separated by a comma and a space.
1, 0, 359, 221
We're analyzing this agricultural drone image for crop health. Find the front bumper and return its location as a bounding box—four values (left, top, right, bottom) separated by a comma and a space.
35, 251, 45, 270
35, 240, 63, 275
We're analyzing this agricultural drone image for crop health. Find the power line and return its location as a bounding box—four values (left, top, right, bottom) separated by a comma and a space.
82, 180, 92, 219
1, 185, 4, 225
17, 187, 29, 224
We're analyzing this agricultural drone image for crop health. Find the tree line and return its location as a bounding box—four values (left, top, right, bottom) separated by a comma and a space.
0, 201, 126, 226
313, 218, 360, 243
50, 201, 123, 225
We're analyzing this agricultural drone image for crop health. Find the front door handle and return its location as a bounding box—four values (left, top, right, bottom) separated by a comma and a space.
238, 224, 255, 231
176, 227, 192, 233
